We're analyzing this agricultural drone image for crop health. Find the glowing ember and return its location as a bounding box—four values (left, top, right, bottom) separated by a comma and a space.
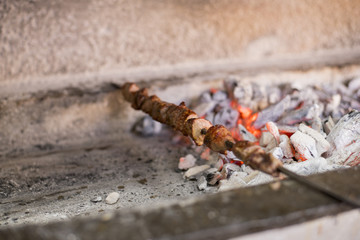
169, 77, 360, 191
232, 101, 261, 139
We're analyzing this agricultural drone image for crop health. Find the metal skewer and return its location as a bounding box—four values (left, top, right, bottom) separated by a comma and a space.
277, 166, 360, 208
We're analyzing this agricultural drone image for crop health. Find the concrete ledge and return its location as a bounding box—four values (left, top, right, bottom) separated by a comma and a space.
1, 166, 359, 240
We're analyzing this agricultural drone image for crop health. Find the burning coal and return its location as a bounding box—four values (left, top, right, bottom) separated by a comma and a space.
180, 77, 360, 190
129, 76, 360, 191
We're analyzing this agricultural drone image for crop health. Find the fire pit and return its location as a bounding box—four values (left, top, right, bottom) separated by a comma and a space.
1, 1, 360, 239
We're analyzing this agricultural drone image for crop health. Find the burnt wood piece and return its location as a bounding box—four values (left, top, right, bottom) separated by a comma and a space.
121, 83, 282, 176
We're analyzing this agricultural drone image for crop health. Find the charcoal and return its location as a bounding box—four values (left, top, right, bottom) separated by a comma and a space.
240, 165, 254, 175
311, 115, 324, 134
223, 78, 237, 98
343, 152, 360, 166
238, 124, 257, 142
266, 121, 280, 144
270, 147, 284, 160
246, 172, 274, 186
325, 94, 341, 116
132, 116, 162, 136
253, 95, 291, 129
265, 138, 277, 152
214, 158, 224, 170
220, 163, 241, 179
233, 82, 253, 107
212, 90, 228, 102
213, 106, 239, 129
350, 99, 360, 110
193, 101, 216, 117
277, 125, 298, 136
267, 87, 281, 105
279, 135, 294, 158
290, 131, 319, 159
323, 116, 335, 135
199, 91, 212, 103
204, 168, 222, 185
251, 83, 268, 110
348, 77, 360, 92
278, 104, 318, 125
298, 123, 330, 155
356, 89, 360, 99
205, 111, 215, 124
285, 157, 344, 176
218, 172, 247, 191
326, 110, 360, 155
259, 131, 275, 147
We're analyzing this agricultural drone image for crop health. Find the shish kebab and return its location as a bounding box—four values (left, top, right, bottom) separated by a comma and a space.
120, 82, 360, 208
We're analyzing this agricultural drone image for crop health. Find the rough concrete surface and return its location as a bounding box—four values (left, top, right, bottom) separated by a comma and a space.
1, 0, 360, 83
1, 166, 359, 240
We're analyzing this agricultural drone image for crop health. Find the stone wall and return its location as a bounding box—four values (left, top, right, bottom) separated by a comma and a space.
1, 0, 360, 84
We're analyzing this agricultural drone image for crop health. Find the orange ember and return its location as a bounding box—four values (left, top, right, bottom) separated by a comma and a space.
231, 101, 262, 139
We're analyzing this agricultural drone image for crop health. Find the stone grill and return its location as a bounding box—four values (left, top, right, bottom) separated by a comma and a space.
1, 1, 360, 239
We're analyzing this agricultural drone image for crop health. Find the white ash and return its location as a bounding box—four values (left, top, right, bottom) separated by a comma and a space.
265, 137, 278, 152
218, 173, 247, 192
325, 94, 341, 115
178, 154, 197, 170
220, 163, 241, 179
213, 106, 239, 129
253, 95, 291, 129
326, 110, 360, 156
246, 171, 274, 187
212, 90, 228, 101
207, 172, 223, 185
193, 101, 216, 117
105, 192, 120, 205
290, 131, 319, 159
323, 116, 335, 134
284, 158, 346, 176
238, 124, 257, 142
132, 116, 162, 136
184, 165, 210, 179
298, 123, 330, 156
266, 121, 280, 144
204, 168, 222, 185
270, 147, 284, 160
259, 132, 275, 147
232, 81, 253, 107
214, 158, 224, 170
348, 77, 360, 92
183, 76, 360, 191
311, 114, 324, 134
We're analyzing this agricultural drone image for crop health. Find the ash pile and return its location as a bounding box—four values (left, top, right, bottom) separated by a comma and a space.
135, 76, 360, 192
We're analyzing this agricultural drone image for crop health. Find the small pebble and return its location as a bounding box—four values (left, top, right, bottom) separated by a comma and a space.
90, 196, 102, 203
197, 176, 207, 191
105, 192, 120, 205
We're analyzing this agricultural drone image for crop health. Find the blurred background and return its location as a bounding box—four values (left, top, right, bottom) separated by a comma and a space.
1, 0, 360, 90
